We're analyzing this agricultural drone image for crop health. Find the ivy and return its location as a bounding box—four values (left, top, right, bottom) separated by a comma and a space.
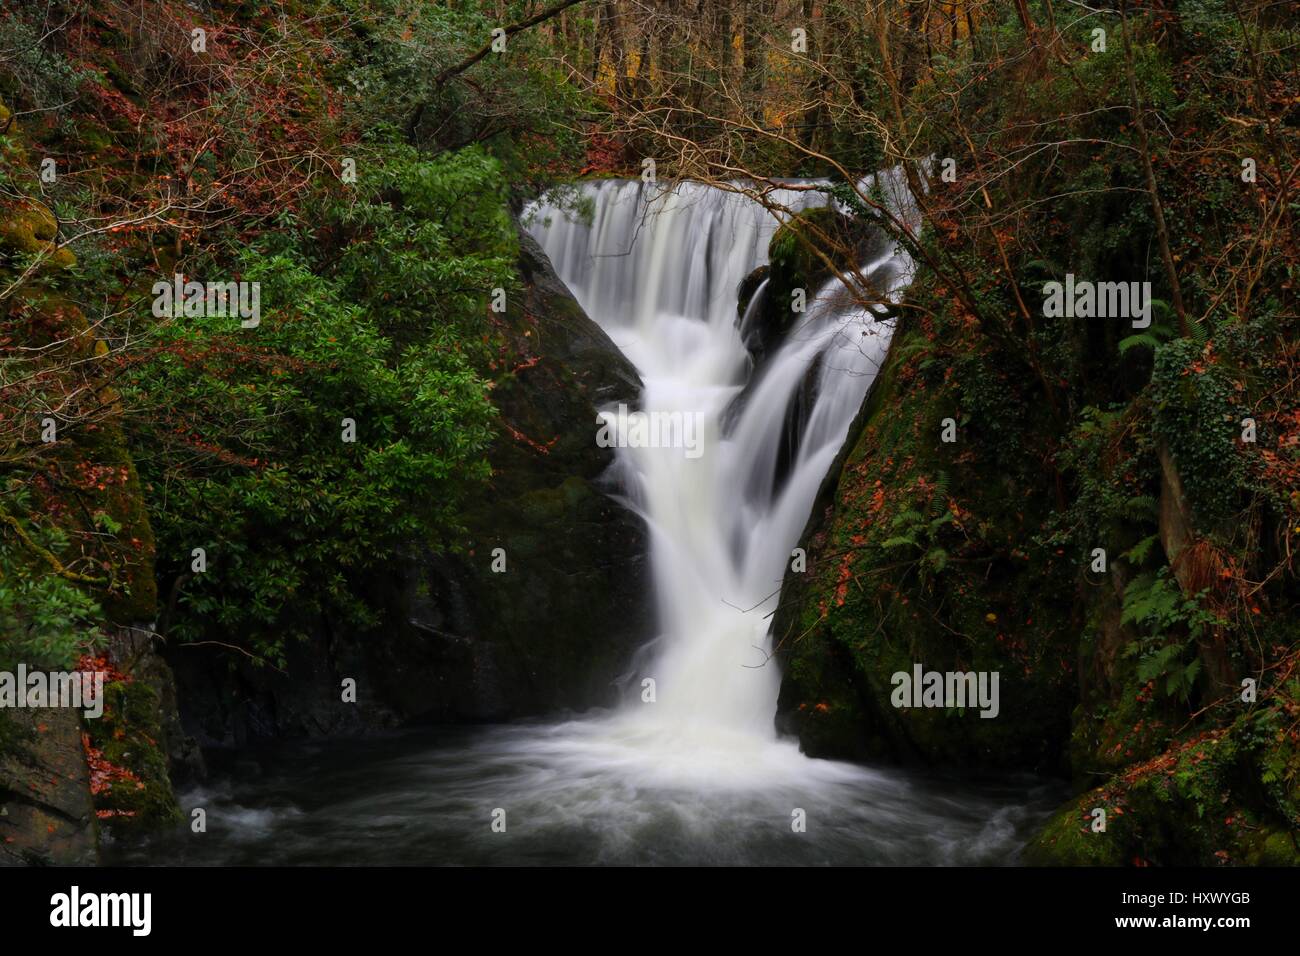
1151, 338, 1246, 527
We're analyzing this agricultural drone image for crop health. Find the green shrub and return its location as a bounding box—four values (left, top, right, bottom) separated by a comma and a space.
123, 149, 514, 665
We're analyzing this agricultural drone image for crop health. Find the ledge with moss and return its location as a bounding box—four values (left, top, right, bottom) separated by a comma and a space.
1027, 685, 1300, 866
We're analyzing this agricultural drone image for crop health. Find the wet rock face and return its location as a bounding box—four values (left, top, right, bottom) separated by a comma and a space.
170, 226, 652, 741
389, 229, 652, 722
0, 709, 98, 866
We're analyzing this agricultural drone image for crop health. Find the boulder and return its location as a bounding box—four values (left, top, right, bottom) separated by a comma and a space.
170, 225, 653, 739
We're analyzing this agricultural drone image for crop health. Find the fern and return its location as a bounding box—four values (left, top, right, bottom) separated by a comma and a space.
1119, 333, 1162, 354
1123, 494, 1157, 519
1121, 533, 1160, 566
928, 471, 951, 516
1135, 643, 1181, 683
1121, 572, 1180, 629
1135, 643, 1202, 702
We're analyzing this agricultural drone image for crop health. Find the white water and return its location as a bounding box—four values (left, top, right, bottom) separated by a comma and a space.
524, 176, 907, 775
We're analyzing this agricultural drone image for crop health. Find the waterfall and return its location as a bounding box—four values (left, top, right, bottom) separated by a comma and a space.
134, 176, 1064, 866
526, 175, 913, 748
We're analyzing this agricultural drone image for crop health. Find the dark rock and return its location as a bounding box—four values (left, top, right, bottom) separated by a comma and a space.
105, 627, 204, 785
735, 264, 773, 360
0, 709, 98, 866
736, 264, 770, 321
170, 225, 652, 741
395, 229, 652, 721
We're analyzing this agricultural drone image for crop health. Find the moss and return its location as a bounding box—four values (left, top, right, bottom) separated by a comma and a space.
0, 199, 75, 271
0, 96, 72, 269
777, 317, 1076, 769
0, 95, 23, 169
1028, 691, 1300, 866
0, 91, 156, 625
74, 120, 114, 156
8, 294, 160, 623
1024, 797, 1127, 866
517, 476, 590, 525
780, 633, 894, 760
766, 206, 848, 323
1248, 829, 1300, 866
83, 680, 182, 833
69, 405, 159, 623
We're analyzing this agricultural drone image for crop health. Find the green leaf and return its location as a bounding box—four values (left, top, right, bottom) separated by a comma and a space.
1119, 333, 1162, 354
1121, 533, 1160, 565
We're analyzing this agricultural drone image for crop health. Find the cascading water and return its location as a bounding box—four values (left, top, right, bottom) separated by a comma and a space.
115, 175, 1063, 867
524, 177, 905, 755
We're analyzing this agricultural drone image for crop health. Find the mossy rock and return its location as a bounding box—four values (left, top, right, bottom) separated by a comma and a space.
742, 206, 868, 362
0, 95, 23, 166
767, 205, 860, 302
0, 92, 154, 625
83, 680, 182, 833
761, 208, 836, 347
76, 418, 160, 623
57, 300, 159, 624
0, 198, 75, 270
774, 317, 1077, 770
1023, 796, 1127, 866
1027, 697, 1300, 866
2, 291, 158, 623
0, 96, 72, 271
1247, 829, 1300, 866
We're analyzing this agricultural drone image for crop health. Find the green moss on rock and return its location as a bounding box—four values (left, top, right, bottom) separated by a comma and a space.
775, 317, 1076, 769
0, 199, 75, 271
6, 294, 160, 623
84, 679, 182, 833
1028, 692, 1300, 866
